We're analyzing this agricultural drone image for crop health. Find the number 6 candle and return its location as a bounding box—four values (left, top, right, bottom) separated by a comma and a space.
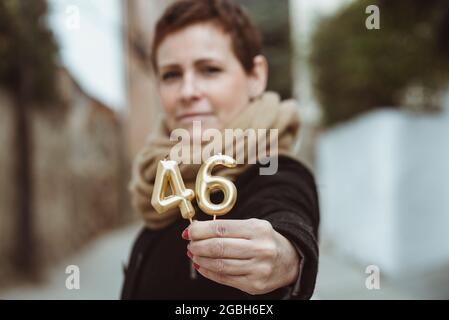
195, 154, 237, 219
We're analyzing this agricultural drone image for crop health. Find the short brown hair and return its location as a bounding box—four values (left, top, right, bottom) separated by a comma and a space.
151, 0, 262, 74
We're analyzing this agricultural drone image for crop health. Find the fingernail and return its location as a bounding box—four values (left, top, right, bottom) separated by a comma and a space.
187, 250, 193, 259
182, 228, 189, 240
193, 263, 200, 270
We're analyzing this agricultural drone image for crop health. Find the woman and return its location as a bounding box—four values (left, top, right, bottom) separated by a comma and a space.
121, 0, 319, 300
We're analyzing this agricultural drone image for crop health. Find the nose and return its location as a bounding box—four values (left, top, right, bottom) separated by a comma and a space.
180, 71, 200, 104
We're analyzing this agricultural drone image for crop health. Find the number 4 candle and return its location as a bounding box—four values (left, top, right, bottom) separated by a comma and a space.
151, 159, 196, 222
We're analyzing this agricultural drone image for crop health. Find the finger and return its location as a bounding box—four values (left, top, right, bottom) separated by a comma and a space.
188, 238, 254, 259
188, 218, 266, 241
196, 266, 249, 293
192, 256, 252, 276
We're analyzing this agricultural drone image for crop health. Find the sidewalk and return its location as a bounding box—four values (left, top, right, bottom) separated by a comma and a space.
2, 222, 448, 300
0, 223, 141, 300
313, 241, 449, 299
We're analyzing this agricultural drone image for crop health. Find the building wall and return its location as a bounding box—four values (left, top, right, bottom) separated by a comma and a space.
317, 105, 449, 276
125, 0, 174, 158
0, 68, 130, 286
0, 92, 17, 284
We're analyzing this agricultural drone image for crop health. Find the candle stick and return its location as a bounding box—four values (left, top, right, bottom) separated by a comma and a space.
195, 154, 237, 219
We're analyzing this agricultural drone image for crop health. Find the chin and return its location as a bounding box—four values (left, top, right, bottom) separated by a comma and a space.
182, 119, 221, 136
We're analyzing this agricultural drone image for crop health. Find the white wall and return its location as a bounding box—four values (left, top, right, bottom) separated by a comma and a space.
317, 101, 449, 276
48, 0, 125, 110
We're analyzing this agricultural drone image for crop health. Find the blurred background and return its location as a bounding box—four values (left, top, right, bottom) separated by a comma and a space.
0, 0, 448, 299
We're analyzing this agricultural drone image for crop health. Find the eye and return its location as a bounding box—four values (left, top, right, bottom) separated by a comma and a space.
161, 70, 181, 81
201, 66, 222, 75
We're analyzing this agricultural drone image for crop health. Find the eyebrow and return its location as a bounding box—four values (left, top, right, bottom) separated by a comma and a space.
159, 58, 223, 70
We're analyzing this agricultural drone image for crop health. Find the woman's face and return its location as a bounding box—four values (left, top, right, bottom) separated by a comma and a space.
156, 22, 267, 137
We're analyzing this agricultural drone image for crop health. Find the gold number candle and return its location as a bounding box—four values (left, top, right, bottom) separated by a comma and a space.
151, 159, 195, 221
195, 154, 237, 219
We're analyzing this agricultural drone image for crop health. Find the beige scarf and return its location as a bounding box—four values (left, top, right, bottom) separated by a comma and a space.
129, 91, 301, 230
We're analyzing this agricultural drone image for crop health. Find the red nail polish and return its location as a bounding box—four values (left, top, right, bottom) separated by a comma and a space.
187, 250, 193, 259
182, 228, 189, 240
193, 263, 200, 270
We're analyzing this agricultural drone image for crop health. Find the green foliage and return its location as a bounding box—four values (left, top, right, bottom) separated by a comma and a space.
0, 0, 59, 105
239, 0, 293, 99
310, 0, 449, 127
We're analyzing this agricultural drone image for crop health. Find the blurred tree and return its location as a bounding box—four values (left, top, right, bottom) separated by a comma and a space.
310, 0, 449, 127
0, 0, 59, 103
238, 0, 293, 99
0, 0, 59, 277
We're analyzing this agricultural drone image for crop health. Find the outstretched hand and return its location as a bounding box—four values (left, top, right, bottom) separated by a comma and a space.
183, 218, 300, 295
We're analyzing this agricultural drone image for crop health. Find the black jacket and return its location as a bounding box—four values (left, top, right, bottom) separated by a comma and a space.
121, 155, 320, 300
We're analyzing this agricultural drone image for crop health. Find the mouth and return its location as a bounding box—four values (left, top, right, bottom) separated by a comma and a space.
176, 112, 215, 122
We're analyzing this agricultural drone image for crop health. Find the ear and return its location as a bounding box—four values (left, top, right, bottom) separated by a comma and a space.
248, 55, 268, 99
